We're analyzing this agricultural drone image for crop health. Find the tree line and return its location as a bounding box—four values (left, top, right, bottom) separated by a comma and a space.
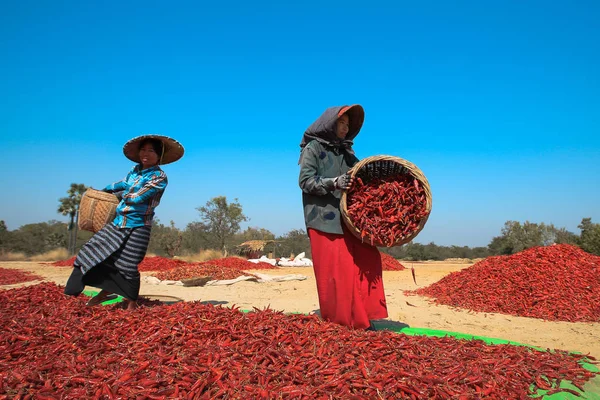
383, 219, 600, 260
0, 183, 312, 259
0, 183, 598, 260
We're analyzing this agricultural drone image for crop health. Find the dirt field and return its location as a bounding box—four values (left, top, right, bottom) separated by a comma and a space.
1, 260, 599, 360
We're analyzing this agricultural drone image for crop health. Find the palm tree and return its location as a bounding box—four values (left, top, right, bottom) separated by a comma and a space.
58, 183, 88, 254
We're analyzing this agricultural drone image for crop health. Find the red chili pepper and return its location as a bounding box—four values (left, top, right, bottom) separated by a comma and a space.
0, 282, 597, 398
50, 255, 279, 275
410, 244, 600, 322
347, 174, 429, 247
0, 267, 43, 285
379, 252, 406, 271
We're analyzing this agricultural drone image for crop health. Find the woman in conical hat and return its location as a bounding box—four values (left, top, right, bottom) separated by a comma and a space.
64, 134, 184, 310
299, 105, 387, 330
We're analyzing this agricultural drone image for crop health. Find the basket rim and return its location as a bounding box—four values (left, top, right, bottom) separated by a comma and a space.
348, 155, 431, 187
340, 155, 432, 247
82, 188, 120, 204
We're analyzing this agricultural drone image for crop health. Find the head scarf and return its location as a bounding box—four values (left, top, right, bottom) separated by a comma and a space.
299, 105, 364, 155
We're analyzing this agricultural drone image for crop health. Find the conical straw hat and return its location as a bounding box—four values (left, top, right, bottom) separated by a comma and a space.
123, 134, 184, 165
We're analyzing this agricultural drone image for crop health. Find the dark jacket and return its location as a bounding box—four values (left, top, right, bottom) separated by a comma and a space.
298, 106, 363, 234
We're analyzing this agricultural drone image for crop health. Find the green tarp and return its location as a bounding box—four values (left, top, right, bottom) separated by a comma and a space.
371, 321, 599, 400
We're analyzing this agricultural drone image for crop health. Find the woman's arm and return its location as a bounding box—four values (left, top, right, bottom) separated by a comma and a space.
102, 171, 131, 193
123, 173, 168, 205
299, 145, 337, 196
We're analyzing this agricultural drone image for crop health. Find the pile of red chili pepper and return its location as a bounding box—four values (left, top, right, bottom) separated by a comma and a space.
138, 256, 192, 272
49, 255, 277, 273
411, 244, 600, 322
49, 256, 191, 271
0, 283, 596, 399
49, 256, 76, 267
199, 256, 278, 271
0, 268, 43, 285
152, 257, 277, 281
153, 264, 257, 281
347, 175, 429, 247
380, 252, 406, 271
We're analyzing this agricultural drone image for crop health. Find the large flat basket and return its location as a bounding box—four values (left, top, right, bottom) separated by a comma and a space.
340, 155, 432, 247
78, 188, 119, 233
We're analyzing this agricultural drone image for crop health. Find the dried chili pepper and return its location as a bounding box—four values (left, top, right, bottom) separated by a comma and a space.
138, 256, 191, 272
379, 252, 406, 271
50, 255, 278, 273
410, 244, 600, 322
153, 264, 257, 281
49, 256, 77, 267
198, 257, 278, 271
347, 175, 429, 247
0, 282, 596, 399
0, 267, 43, 285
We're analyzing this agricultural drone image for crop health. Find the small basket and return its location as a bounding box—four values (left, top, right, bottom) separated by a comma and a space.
340, 155, 432, 247
78, 188, 119, 233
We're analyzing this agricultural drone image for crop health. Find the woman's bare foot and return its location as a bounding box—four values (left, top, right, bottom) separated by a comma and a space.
86, 290, 117, 306
126, 300, 138, 310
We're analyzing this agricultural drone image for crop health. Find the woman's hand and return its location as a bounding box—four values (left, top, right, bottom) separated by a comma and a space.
335, 173, 354, 190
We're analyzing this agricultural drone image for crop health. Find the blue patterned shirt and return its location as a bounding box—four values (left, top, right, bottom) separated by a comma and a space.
103, 165, 168, 228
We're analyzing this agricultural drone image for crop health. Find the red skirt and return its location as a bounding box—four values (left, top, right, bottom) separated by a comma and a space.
308, 227, 388, 329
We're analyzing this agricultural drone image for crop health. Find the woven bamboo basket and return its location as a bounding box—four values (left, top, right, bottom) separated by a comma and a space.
340, 155, 432, 247
78, 188, 119, 233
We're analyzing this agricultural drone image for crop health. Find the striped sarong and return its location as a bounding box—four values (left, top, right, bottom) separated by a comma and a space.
75, 223, 151, 279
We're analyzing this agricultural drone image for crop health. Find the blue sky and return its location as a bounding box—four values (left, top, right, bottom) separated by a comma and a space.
1, 1, 598, 247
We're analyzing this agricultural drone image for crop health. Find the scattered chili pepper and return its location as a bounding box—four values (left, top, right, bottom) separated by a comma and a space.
154, 264, 258, 281
199, 257, 278, 271
0, 267, 43, 285
347, 175, 430, 247
49, 255, 278, 272
152, 256, 278, 281
49, 256, 77, 267
409, 244, 600, 322
138, 256, 192, 272
49, 255, 189, 271
0, 283, 596, 399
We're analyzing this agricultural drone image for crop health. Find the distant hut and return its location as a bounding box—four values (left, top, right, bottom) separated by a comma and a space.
236, 240, 279, 259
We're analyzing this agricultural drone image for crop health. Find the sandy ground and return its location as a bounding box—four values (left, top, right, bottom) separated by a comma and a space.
1, 261, 599, 361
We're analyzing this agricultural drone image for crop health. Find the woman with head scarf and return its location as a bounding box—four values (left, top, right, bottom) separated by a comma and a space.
299, 105, 388, 330
64, 134, 184, 310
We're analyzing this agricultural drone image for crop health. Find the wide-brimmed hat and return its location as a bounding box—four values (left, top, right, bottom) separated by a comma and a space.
123, 134, 184, 165
338, 104, 365, 137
